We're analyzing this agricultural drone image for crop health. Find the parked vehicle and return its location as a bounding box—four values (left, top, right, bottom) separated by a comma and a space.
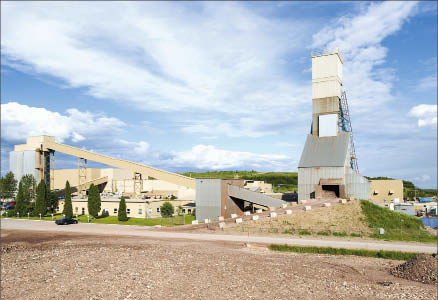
55, 218, 78, 225
4, 205, 15, 210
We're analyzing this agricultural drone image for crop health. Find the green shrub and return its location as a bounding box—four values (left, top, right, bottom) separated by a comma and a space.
350, 233, 361, 237
118, 197, 128, 221
317, 231, 330, 236
299, 230, 312, 235
333, 232, 348, 237
62, 181, 73, 219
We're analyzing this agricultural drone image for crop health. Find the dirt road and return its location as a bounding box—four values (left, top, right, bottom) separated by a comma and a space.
1, 229, 436, 300
2, 218, 436, 253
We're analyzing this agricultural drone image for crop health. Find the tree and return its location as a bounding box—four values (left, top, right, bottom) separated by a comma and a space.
20, 174, 36, 200
0, 171, 17, 199
118, 197, 128, 221
62, 181, 73, 218
160, 201, 174, 218
87, 184, 101, 218
176, 205, 183, 216
15, 182, 27, 216
47, 190, 59, 213
34, 180, 47, 216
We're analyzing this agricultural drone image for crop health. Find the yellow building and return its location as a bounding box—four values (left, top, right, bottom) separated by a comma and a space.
57, 198, 194, 218
369, 180, 403, 203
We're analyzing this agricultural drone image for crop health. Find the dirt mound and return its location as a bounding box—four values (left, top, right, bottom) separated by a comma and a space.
390, 254, 438, 284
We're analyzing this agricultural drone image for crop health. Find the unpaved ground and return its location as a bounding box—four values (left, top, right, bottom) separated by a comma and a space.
1, 229, 436, 300
226, 201, 372, 235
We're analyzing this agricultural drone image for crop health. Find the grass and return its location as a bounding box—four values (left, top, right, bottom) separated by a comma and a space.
360, 200, 437, 243
317, 231, 330, 236
332, 232, 348, 237
350, 233, 361, 238
299, 230, 312, 235
1, 212, 195, 226
269, 244, 420, 261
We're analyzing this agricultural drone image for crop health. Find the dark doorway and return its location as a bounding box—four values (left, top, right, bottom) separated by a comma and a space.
322, 185, 339, 197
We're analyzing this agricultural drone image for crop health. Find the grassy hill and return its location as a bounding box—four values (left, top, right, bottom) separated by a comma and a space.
180, 171, 298, 192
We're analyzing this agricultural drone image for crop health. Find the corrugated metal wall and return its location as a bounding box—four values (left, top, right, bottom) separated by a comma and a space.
345, 168, 369, 200
9, 151, 38, 183
298, 166, 344, 200
195, 179, 222, 221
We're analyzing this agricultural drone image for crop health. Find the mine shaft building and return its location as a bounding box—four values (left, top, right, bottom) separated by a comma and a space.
298, 50, 369, 201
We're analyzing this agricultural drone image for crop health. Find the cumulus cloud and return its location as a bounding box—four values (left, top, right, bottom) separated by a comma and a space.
409, 104, 437, 127
161, 145, 294, 171
417, 75, 438, 91
311, 1, 418, 112
414, 174, 431, 182
0, 102, 125, 142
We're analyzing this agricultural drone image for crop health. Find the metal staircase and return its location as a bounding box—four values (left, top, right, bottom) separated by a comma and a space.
339, 91, 359, 172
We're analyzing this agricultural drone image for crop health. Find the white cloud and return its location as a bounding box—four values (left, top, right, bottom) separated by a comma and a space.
1, 2, 308, 118
0, 102, 125, 142
408, 104, 437, 127
417, 75, 438, 91
162, 145, 294, 171
118, 139, 150, 155
311, 2, 418, 112
414, 174, 431, 182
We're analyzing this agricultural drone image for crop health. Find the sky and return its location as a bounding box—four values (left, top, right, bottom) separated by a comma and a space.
1, 1, 437, 188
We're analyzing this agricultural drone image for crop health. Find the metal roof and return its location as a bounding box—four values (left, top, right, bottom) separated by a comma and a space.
298, 132, 350, 168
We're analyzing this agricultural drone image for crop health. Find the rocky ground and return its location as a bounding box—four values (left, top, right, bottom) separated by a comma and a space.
1, 229, 436, 300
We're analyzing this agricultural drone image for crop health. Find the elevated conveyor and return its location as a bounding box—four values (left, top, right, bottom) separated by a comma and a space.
55, 176, 109, 196
227, 184, 286, 208
14, 136, 195, 189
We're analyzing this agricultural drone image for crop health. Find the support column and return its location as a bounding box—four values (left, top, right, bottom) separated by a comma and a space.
50, 151, 55, 190
78, 158, 87, 196
134, 172, 143, 198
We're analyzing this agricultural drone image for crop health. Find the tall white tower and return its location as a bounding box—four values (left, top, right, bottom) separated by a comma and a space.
298, 50, 368, 201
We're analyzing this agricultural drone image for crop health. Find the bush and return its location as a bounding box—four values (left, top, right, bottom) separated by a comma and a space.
87, 184, 101, 218
191, 208, 196, 216
317, 231, 330, 236
299, 230, 312, 235
160, 201, 174, 218
63, 181, 73, 219
333, 232, 348, 237
118, 197, 128, 221
101, 210, 109, 217
34, 180, 47, 216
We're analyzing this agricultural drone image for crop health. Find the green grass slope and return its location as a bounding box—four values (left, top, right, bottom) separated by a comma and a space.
360, 200, 436, 243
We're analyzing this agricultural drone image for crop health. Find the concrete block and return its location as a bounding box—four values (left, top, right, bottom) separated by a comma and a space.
251, 215, 259, 221
322, 203, 331, 207
270, 212, 277, 218
285, 210, 292, 215
204, 219, 210, 224
218, 216, 225, 221
269, 207, 276, 211
282, 203, 287, 209
244, 211, 251, 216
256, 209, 263, 214
299, 200, 307, 204
235, 218, 243, 224
192, 220, 199, 225
304, 206, 312, 211
219, 222, 226, 229
339, 199, 347, 204
349, 197, 355, 202
231, 213, 238, 218
291, 202, 297, 206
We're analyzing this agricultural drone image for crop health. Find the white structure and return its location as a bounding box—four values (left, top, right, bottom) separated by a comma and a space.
298, 50, 369, 201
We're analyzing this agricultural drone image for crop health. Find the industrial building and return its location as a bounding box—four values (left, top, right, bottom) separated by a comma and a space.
298, 50, 370, 201
369, 179, 403, 203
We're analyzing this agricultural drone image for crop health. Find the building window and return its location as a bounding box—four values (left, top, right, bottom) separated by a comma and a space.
114, 208, 118, 214
157, 207, 160, 213
182, 209, 186, 214
138, 209, 142, 214
127, 208, 131, 214
188, 209, 191, 214
148, 208, 152, 214
81, 207, 85, 215
56, 207, 59, 211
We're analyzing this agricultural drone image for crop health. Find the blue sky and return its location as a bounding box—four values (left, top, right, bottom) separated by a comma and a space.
1, 1, 437, 188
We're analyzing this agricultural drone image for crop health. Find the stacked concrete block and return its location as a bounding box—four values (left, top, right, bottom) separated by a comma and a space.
282, 204, 288, 209
256, 209, 263, 214
339, 199, 347, 204
235, 218, 243, 224
299, 200, 307, 204
204, 219, 210, 224
218, 216, 225, 221
251, 215, 259, 221
231, 213, 238, 218
304, 206, 312, 211
192, 220, 199, 225
244, 211, 251, 216
285, 210, 292, 215
322, 203, 331, 207
270, 212, 277, 218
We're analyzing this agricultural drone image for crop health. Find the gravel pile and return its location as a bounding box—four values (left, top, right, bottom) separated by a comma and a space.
390, 254, 438, 284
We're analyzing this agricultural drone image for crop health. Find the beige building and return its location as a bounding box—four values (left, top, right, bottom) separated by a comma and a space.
57, 198, 194, 218
369, 180, 403, 203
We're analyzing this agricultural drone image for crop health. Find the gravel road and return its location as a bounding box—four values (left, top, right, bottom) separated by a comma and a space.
2, 218, 436, 253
